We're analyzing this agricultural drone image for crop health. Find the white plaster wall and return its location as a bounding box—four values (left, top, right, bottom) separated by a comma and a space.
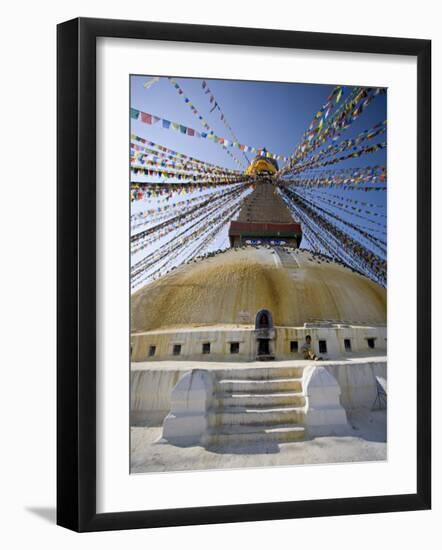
131, 328, 255, 362
130, 359, 387, 426
132, 326, 387, 361
130, 367, 186, 424
304, 366, 349, 436
326, 362, 387, 410
163, 370, 215, 445
282, 327, 387, 358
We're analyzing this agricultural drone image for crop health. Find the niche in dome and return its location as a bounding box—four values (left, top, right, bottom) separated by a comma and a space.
255, 309, 273, 330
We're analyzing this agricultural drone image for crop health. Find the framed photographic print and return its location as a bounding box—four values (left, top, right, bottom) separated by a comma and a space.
57, 17, 431, 532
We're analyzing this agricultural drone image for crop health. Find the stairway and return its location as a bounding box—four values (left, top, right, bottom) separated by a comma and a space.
207, 366, 306, 446
275, 247, 299, 277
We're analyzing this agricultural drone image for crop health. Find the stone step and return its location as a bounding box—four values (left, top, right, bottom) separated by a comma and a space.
207, 424, 305, 446
214, 366, 304, 381
216, 378, 303, 393
275, 248, 300, 270
214, 391, 305, 408
209, 405, 305, 426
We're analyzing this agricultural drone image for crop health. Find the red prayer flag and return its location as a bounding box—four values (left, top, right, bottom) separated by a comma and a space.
141, 112, 153, 124
187, 128, 195, 136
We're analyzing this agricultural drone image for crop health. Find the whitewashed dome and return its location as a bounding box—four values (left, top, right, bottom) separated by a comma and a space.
131, 247, 386, 332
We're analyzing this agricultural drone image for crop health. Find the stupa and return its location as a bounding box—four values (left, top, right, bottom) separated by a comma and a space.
130, 154, 387, 449
131, 154, 386, 362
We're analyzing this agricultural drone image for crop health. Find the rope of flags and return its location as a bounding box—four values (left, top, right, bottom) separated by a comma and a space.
131, 186, 247, 255
131, 142, 241, 176
143, 76, 160, 89
293, 189, 387, 252
130, 154, 241, 176
131, 187, 251, 287
130, 178, 253, 202
167, 77, 245, 169
130, 77, 387, 290
286, 121, 386, 174
296, 187, 386, 220
302, 187, 387, 212
284, 165, 387, 189
287, 141, 386, 175
130, 165, 249, 183
300, 165, 387, 177
280, 87, 386, 175
280, 185, 386, 286
130, 107, 288, 163
131, 134, 242, 174
131, 184, 239, 229
301, 197, 387, 255
286, 85, 345, 165
280, 191, 366, 271
201, 79, 250, 165
131, 185, 246, 247
293, 187, 387, 231
133, 202, 243, 288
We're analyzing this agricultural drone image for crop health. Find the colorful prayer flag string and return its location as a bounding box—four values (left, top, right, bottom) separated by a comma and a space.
201, 79, 251, 165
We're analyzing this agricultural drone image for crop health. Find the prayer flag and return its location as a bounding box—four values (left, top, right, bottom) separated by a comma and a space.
141, 112, 152, 124
130, 108, 140, 120
143, 76, 160, 89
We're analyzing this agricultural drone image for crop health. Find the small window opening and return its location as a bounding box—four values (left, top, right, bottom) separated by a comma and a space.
367, 338, 375, 349
319, 340, 327, 354
230, 342, 240, 354
344, 339, 351, 351
148, 345, 156, 357
202, 342, 211, 354
290, 340, 299, 353
173, 344, 182, 356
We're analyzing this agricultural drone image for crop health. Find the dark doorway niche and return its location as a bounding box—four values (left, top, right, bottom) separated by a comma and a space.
257, 339, 270, 356
255, 309, 273, 330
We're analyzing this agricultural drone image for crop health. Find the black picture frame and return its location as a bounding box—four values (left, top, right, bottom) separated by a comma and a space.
57, 17, 431, 532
